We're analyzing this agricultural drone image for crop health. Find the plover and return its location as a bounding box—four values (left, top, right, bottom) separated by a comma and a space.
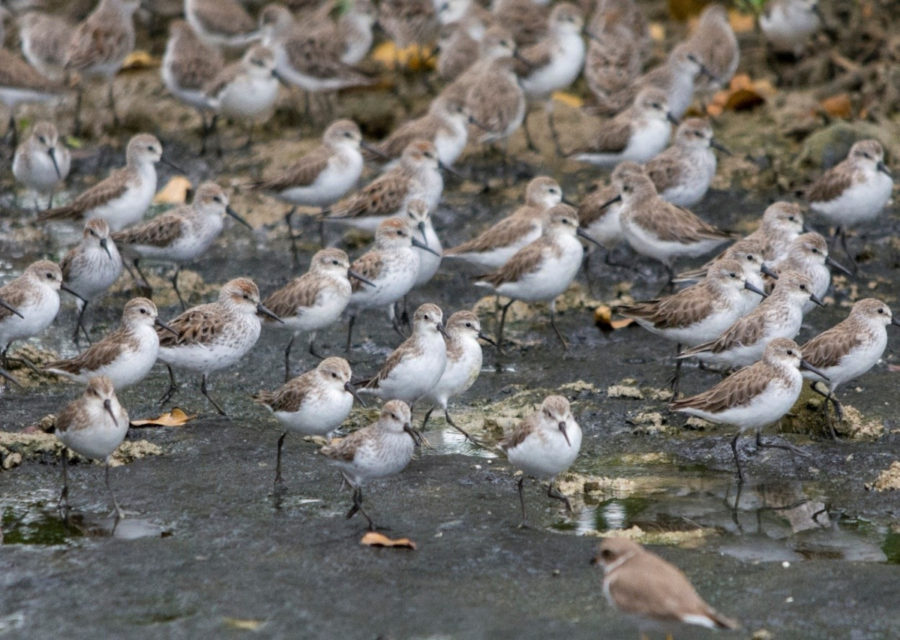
157, 278, 282, 415
422, 310, 493, 441
369, 96, 471, 167
759, 0, 823, 55
593, 537, 739, 634
359, 303, 449, 407
444, 176, 563, 270
39, 134, 173, 232
55, 376, 130, 521
185, 0, 260, 48
45, 298, 174, 389
61, 219, 123, 343
679, 272, 824, 370
686, 3, 739, 89
262, 248, 372, 380
771, 232, 850, 313
17, 11, 72, 81
801, 298, 899, 435
569, 87, 676, 167
12, 121, 71, 210
671, 337, 825, 480
475, 204, 595, 349
254, 356, 362, 490
644, 117, 729, 207
111, 182, 252, 308
320, 399, 421, 530
500, 395, 582, 526
439, 25, 515, 104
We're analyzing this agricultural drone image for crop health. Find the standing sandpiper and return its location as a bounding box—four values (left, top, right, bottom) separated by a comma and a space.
13, 121, 71, 210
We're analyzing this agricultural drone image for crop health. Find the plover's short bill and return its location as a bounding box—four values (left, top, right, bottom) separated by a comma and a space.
801, 298, 899, 436
13, 121, 71, 209
592, 537, 739, 634
254, 357, 362, 491
500, 395, 581, 526
46, 298, 174, 389
55, 376, 131, 521
320, 399, 422, 530
671, 337, 826, 480
157, 277, 281, 415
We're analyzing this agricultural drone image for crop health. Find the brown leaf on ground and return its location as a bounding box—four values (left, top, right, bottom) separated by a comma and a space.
130, 408, 195, 428
820, 94, 853, 119
594, 305, 635, 332
360, 531, 417, 550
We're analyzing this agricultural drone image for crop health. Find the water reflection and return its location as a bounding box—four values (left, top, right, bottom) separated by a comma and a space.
2, 503, 168, 544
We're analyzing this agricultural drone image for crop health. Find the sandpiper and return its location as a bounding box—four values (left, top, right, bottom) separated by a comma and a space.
671, 337, 825, 480
444, 176, 563, 270
335, 0, 377, 65
344, 218, 437, 349
46, 298, 174, 389
475, 204, 595, 349
500, 395, 581, 526
39, 134, 174, 232
491, 0, 548, 48
569, 87, 676, 167
377, 0, 439, 52
61, 219, 123, 343
610, 162, 731, 280
369, 96, 471, 167
422, 310, 493, 441
185, 0, 260, 48
157, 278, 282, 415
577, 182, 624, 252
801, 298, 899, 435
407, 200, 443, 287
12, 121, 71, 210
17, 11, 72, 81
65, 0, 139, 130
517, 3, 586, 98
262, 248, 371, 380
324, 139, 443, 233
320, 399, 421, 530
0, 261, 81, 367
679, 272, 824, 370
644, 117, 728, 207
254, 357, 362, 490
359, 303, 449, 407
806, 139, 893, 265
583, 4, 645, 114
0, 48, 64, 145
687, 3, 739, 90
593, 537, 739, 634
436, 20, 481, 81
111, 182, 252, 308
630, 43, 715, 120
771, 232, 850, 313
760, 0, 823, 55
438, 0, 492, 32
55, 376, 130, 521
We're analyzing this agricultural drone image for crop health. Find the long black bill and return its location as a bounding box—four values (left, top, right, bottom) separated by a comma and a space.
468, 115, 491, 131
226, 205, 253, 229
103, 398, 118, 426
348, 269, 376, 287
48, 146, 62, 179
760, 263, 778, 279
666, 112, 680, 125
412, 237, 441, 256
344, 380, 366, 407
257, 303, 284, 323
60, 284, 87, 303
0, 298, 24, 319
808, 292, 826, 307
438, 161, 465, 180
0, 368, 22, 388
825, 255, 852, 276
99, 237, 112, 259
799, 359, 829, 381
582, 28, 602, 42
360, 141, 390, 160
155, 318, 179, 336
744, 281, 767, 298
561, 197, 578, 207
558, 421, 571, 447
416, 221, 428, 244
877, 161, 892, 178
597, 194, 622, 209
437, 322, 449, 339
513, 51, 534, 69
576, 227, 604, 248
477, 331, 497, 347
272, 68, 290, 88
404, 423, 425, 446
891, 316, 900, 327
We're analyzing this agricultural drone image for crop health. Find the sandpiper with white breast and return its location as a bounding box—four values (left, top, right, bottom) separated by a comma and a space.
0, 48, 64, 146
157, 278, 282, 415
671, 337, 826, 480
112, 182, 252, 308
760, 0, 823, 55
406, 200, 443, 288
771, 232, 850, 313
500, 395, 581, 526
45, 298, 175, 389
39, 134, 176, 232
593, 537, 739, 635
254, 357, 362, 492
185, 0, 260, 48
17, 11, 72, 81
629, 43, 715, 120
55, 376, 131, 521
320, 399, 422, 530
369, 96, 471, 168
13, 121, 71, 210
686, 3, 739, 90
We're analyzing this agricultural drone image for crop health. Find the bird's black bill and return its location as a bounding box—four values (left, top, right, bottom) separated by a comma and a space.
103, 398, 118, 426
412, 237, 441, 256
99, 236, 112, 259
155, 318, 179, 336
877, 161, 892, 178
257, 303, 284, 323
808, 292, 826, 307
226, 205, 253, 229
437, 322, 450, 338
710, 139, 732, 155
825, 255, 852, 276
666, 112, 680, 125
360, 141, 390, 160
60, 284, 87, 303
348, 270, 376, 287
598, 194, 622, 209
48, 146, 62, 179
558, 422, 571, 447
477, 331, 497, 347
799, 359, 829, 381
438, 161, 465, 180
576, 227, 603, 247
344, 381, 366, 407
760, 263, 778, 279
0, 298, 24, 319
404, 424, 424, 446
160, 157, 186, 174
744, 281, 767, 297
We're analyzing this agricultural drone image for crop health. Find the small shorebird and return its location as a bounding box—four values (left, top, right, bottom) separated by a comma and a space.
760, 0, 823, 55
369, 96, 471, 168
262, 248, 372, 380
55, 376, 130, 521
568, 87, 677, 167
500, 395, 581, 526
161, 19, 225, 151
475, 204, 596, 349
320, 399, 422, 530
436, 20, 481, 82
377, 0, 439, 53
686, 3, 739, 90
422, 310, 494, 441
444, 176, 563, 270
492, 0, 549, 48
629, 43, 715, 120
46, 298, 174, 389
17, 11, 72, 81
583, 2, 646, 114
593, 537, 739, 634
13, 121, 71, 209
39, 134, 176, 232
324, 139, 443, 233
577, 181, 624, 255
359, 303, 449, 407
0, 49, 64, 146
671, 337, 825, 480
334, 0, 377, 65
0, 261, 82, 368
771, 232, 850, 313
407, 199, 443, 288
185, 0, 260, 48
64, 0, 139, 131
644, 117, 729, 207
157, 278, 282, 415
254, 357, 362, 491
344, 218, 437, 350
801, 298, 899, 436
111, 182, 252, 308
806, 139, 893, 266
61, 219, 123, 343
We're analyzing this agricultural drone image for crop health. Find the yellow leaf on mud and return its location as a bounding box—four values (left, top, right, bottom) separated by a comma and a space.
648, 22, 666, 42
360, 531, 417, 550
727, 10, 755, 33
223, 617, 265, 631
371, 41, 435, 71
551, 91, 583, 108
594, 305, 634, 332
130, 408, 195, 428
820, 94, 852, 119
153, 177, 192, 205
121, 50, 159, 71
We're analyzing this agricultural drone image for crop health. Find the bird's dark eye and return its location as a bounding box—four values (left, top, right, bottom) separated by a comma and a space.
332, 372, 338, 378
46, 273, 53, 279
39, 137, 47, 144
147, 145, 153, 151
799, 284, 807, 290
787, 349, 794, 356
243, 294, 250, 299
140, 308, 147, 314
729, 272, 737, 278
391, 413, 397, 421
811, 247, 819, 253
601, 549, 614, 560
465, 322, 472, 328
344, 132, 352, 137
878, 308, 884, 314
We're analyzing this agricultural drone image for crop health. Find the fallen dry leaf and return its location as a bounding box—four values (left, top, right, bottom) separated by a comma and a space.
708, 75, 776, 115
222, 617, 265, 631
820, 94, 852, 119
130, 408, 195, 428
153, 176, 192, 205
594, 305, 635, 332
371, 41, 434, 71
551, 91, 583, 108
121, 50, 159, 71
728, 10, 755, 33
360, 531, 417, 550
648, 22, 666, 42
